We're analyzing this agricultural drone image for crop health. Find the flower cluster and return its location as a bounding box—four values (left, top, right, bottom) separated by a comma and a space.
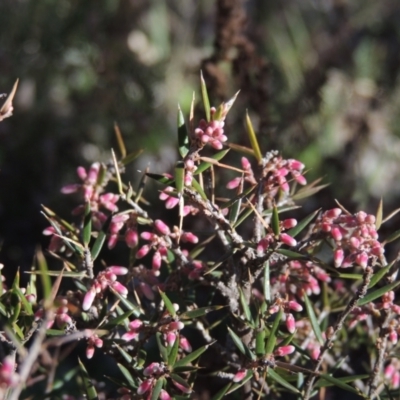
384, 358, 400, 389
348, 291, 400, 338
233, 345, 296, 383
86, 332, 103, 359
194, 107, 227, 150
82, 266, 128, 311
159, 186, 197, 216
137, 219, 198, 275
315, 208, 384, 268
269, 297, 303, 333
227, 155, 307, 199
61, 162, 119, 229
257, 218, 298, 254
137, 362, 185, 399
107, 212, 139, 249
278, 260, 331, 298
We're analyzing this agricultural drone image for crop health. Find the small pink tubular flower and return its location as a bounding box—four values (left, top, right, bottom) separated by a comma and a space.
179, 336, 192, 352
82, 266, 128, 311
122, 319, 143, 341
137, 379, 153, 395
286, 313, 296, 334
233, 369, 247, 383
274, 345, 295, 357
384, 360, 400, 389
144, 362, 164, 377
194, 118, 227, 150
86, 334, 103, 359
160, 389, 172, 400
280, 233, 297, 247
172, 379, 192, 394
0, 356, 19, 387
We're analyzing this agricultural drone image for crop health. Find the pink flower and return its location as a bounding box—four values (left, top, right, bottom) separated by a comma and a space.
137, 379, 153, 395
286, 313, 296, 334
280, 233, 297, 247
233, 369, 247, 382
274, 345, 295, 357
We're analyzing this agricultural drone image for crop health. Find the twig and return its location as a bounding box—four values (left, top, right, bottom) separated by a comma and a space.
303, 266, 373, 400
367, 310, 391, 399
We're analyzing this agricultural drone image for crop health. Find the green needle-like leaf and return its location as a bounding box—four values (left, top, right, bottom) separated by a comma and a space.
78, 358, 99, 400
200, 71, 211, 122
358, 280, 400, 306
303, 292, 324, 345
178, 105, 189, 158
173, 342, 214, 368
287, 209, 320, 238
83, 201, 92, 247
265, 308, 283, 355
158, 290, 176, 317
245, 110, 262, 164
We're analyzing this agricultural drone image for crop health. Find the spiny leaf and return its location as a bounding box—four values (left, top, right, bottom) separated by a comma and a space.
121, 149, 144, 166
357, 280, 400, 306
268, 368, 300, 394
375, 198, 383, 230
245, 110, 262, 164
173, 342, 214, 368
146, 173, 175, 186
158, 290, 176, 317
265, 308, 283, 355
117, 363, 136, 388
111, 148, 123, 195
91, 230, 106, 261
151, 378, 164, 400
156, 331, 168, 363
227, 327, 256, 360
239, 288, 253, 325
200, 71, 211, 122
191, 177, 207, 200
83, 201, 92, 247
168, 334, 180, 366
177, 105, 189, 158
78, 358, 99, 400
303, 292, 324, 345
180, 305, 225, 320
271, 205, 280, 236
114, 122, 127, 158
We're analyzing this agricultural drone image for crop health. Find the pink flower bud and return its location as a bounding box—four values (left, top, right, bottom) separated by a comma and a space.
274, 345, 295, 357
389, 330, 398, 345
166, 332, 176, 347
282, 219, 297, 229
87, 162, 100, 184
60, 184, 80, 194
288, 159, 305, 170
226, 177, 241, 190
334, 248, 344, 268
280, 233, 297, 247
325, 208, 342, 218
107, 234, 118, 249
77, 166, 87, 180
121, 331, 139, 341
181, 232, 199, 244
125, 229, 138, 248
330, 226, 342, 241
141, 232, 154, 241
160, 389, 172, 400
136, 245, 151, 259
144, 362, 162, 376
111, 281, 128, 297
155, 220, 170, 235
288, 301, 303, 312
179, 336, 192, 352
355, 252, 368, 268
233, 369, 247, 382
137, 379, 153, 395
286, 313, 296, 334
241, 157, 251, 170
152, 251, 162, 270
86, 345, 95, 359
107, 266, 128, 275
140, 282, 155, 300
165, 196, 180, 209
82, 288, 96, 311
172, 379, 192, 394
129, 319, 143, 330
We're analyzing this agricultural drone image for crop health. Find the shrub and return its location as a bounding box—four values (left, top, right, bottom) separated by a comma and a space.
1, 76, 400, 400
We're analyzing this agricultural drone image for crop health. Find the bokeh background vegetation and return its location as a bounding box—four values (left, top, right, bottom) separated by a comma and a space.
1, 0, 400, 278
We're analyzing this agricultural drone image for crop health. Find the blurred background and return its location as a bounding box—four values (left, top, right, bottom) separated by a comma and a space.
1, 0, 400, 276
